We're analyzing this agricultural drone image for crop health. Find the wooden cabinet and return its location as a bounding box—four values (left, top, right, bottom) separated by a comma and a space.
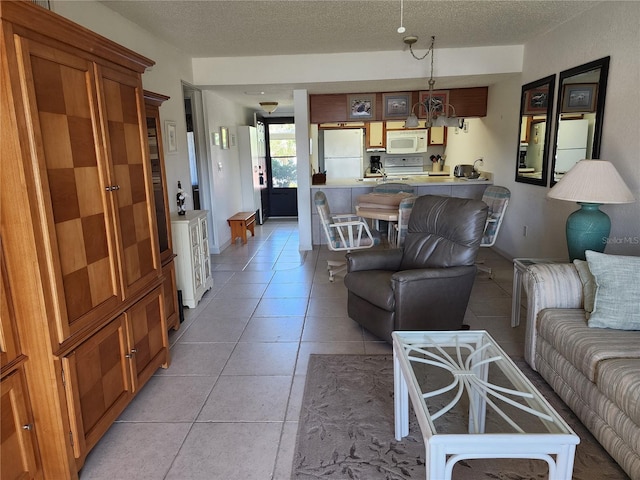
171, 211, 213, 308
1, 369, 40, 480
428, 126, 447, 146
145, 91, 180, 331
1, 2, 170, 478
62, 288, 168, 465
1, 249, 41, 480
366, 121, 385, 149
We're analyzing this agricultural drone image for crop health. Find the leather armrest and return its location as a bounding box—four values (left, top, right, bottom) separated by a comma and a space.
391, 265, 475, 284
346, 248, 403, 272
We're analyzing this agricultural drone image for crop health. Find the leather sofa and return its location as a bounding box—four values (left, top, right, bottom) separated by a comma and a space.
525, 263, 640, 479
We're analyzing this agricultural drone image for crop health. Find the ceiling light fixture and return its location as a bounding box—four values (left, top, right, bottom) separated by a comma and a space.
397, 0, 405, 34
403, 35, 463, 130
259, 101, 278, 114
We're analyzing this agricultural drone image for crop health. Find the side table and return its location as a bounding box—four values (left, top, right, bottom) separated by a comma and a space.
511, 258, 565, 327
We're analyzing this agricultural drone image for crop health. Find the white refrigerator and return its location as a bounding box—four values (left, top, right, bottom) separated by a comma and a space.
555, 119, 589, 177
322, 129, 364, 181
238, 126, 266, 223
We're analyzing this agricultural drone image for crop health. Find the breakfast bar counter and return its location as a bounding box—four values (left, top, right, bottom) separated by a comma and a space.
311, 175, 492, 245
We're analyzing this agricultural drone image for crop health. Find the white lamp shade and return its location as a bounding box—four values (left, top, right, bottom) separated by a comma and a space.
547, 160, 635, 204
404, 113, 420, 128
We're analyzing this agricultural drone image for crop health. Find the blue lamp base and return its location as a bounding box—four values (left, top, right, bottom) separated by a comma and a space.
566, 202, 610, 261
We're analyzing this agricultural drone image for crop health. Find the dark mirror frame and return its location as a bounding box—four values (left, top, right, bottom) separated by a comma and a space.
515, 74, 556, 186
549, 56, 610, 186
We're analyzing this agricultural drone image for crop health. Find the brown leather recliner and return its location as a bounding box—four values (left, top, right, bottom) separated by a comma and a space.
344, 195, 489, 343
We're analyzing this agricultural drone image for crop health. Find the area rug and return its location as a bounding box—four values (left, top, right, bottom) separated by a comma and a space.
292, 354, 629, 480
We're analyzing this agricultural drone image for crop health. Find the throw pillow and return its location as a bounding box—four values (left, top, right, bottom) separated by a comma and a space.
585, 250, 640, 330
573, 259, 596, 319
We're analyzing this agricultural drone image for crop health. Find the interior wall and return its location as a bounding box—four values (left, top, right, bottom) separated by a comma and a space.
53, 0, 195, 213
518, 1, 640, 257
201, 91, 251, 252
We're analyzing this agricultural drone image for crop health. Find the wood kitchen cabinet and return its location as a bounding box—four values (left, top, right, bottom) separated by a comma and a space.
366, 121, 385, 149
145, 90, 180, 331
1, 2, 170, 478
428, 126, 447, 146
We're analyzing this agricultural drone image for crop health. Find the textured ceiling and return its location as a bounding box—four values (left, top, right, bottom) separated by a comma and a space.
98, 0, 600, 111
100, 0, 600, 57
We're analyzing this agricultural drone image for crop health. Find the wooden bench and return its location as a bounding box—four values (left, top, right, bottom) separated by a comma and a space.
227, 211, 256, 244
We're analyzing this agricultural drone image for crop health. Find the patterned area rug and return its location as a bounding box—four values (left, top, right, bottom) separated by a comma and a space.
292, 354, 629, 480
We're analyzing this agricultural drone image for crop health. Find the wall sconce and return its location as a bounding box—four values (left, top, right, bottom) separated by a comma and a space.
259, 101, 278, 114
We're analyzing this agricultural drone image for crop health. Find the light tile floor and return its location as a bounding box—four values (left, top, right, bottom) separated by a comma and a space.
79, 219, 523, 480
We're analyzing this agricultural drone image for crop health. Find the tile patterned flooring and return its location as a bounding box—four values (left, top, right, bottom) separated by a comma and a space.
79, 219, 524, 479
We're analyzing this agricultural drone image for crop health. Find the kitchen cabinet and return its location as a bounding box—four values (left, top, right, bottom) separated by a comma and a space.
1, 2, 169, 478
428, 126, 447, 146
62, 288, 168, 465
365, 121, 385, 149
171, 211, 213, 308
145, 91, 180, 331
311, 88, 487, 124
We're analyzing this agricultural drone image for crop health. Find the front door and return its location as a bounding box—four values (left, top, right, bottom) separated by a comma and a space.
266, 120, 298, 217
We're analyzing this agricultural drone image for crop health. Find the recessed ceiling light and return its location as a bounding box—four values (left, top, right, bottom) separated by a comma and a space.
244, 91, 266, 96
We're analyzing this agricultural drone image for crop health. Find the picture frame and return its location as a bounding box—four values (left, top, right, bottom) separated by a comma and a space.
347, 94, 375, 120
418, 90, 450, 118
561, 83, 598, 113
523, 86, 550, 115
382, 92, 411, 119
165, 121, 177, 152
220, 126, 229, 149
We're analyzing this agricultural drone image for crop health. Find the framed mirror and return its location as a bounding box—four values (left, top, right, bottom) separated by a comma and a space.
549, 56, 610, 185
515, 75, 555, 186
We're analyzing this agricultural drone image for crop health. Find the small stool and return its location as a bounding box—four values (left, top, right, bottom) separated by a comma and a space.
227, 211, 256, 244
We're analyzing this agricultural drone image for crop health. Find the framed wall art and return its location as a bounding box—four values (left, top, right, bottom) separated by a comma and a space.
523, 86, 550, 115
347, 94, 375, 120
418, 90, 449, 118
165, 121, 177, 152
382, 92, 411, 119
561, 83, 598, 113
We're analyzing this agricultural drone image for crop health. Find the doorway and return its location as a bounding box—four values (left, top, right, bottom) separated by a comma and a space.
265, 118, 298, 217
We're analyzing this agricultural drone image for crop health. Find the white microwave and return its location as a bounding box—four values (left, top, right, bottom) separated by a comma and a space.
386, 129, 428, 154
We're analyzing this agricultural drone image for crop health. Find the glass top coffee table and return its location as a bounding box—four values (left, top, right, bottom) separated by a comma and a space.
392, 330, 579, 479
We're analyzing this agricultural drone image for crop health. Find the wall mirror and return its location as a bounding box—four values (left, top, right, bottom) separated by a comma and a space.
515, 75, 556, 186
549, 56, 610, 185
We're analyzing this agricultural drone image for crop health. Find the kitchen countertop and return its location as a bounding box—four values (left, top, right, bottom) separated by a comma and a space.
310, 174, 492, 188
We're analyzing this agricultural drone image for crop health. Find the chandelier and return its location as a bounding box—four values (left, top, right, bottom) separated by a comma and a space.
403, 35, 462, 129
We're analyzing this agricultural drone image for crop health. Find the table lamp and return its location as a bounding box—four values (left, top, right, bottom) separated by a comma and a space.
547, 159, 635, 261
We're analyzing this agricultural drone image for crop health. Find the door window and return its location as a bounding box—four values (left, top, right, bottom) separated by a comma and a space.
268, 123, 297, 187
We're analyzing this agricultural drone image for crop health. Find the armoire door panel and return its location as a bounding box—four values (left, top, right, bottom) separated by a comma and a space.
125, 288, 168, 392
17, 38, 121, 342
1, 251, 21, 368
62, 316, 131, 460
1, 369, 40, 480
97, 66, 160, 298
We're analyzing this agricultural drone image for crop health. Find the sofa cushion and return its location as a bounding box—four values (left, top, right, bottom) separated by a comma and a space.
537, 309, 640, 382
596, 358, 640, 428
585, 250, 640, 330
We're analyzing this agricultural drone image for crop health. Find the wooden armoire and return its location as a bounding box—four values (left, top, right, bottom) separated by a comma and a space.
1, 2, 173, 478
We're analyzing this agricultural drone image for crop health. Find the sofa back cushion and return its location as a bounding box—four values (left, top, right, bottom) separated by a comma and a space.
585, 251, 640, 330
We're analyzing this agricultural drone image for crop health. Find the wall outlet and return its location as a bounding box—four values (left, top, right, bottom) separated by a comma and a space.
523, 225, 528, 237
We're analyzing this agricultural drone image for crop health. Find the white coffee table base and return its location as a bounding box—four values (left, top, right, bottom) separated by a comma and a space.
393, 331, 579, 480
